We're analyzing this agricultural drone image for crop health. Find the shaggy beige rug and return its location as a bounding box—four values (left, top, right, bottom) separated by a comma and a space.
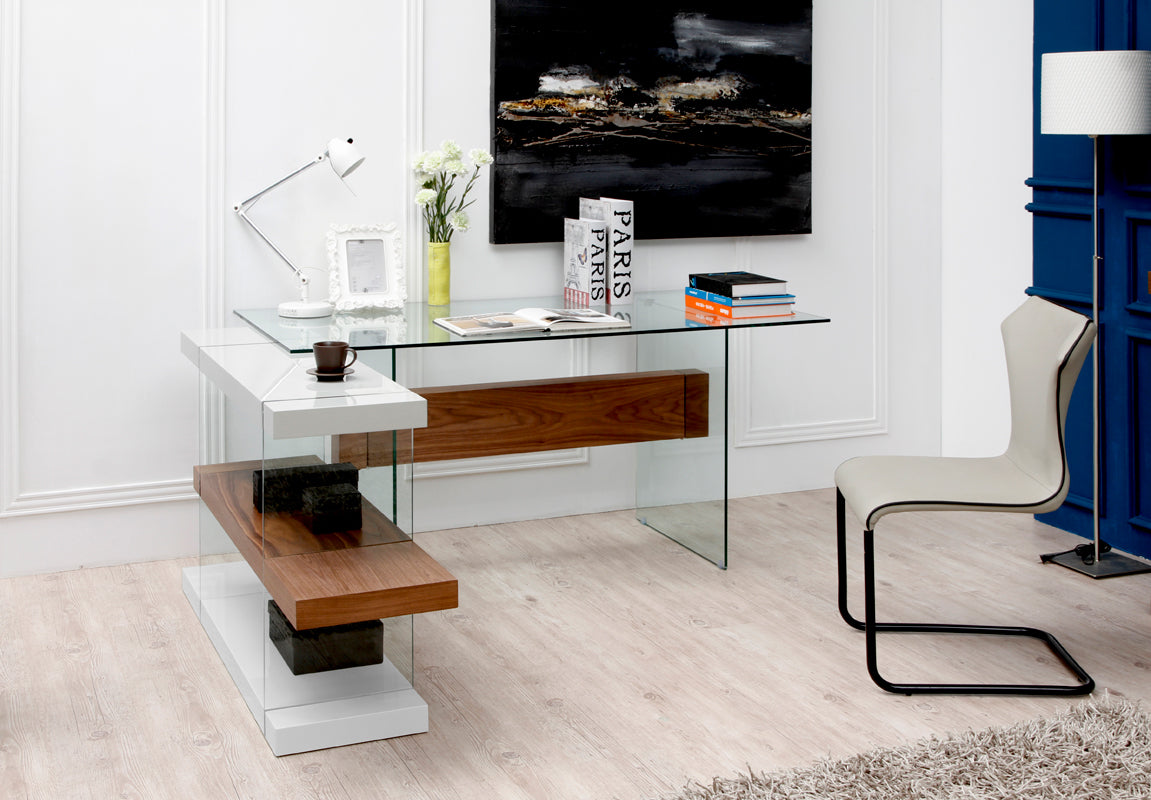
665, 698, 1151, 799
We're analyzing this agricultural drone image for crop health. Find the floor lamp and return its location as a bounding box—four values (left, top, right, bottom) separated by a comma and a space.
1040, 50, 1151, 577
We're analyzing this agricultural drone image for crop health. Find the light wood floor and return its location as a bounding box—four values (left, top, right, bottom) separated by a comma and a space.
3, 489, 1150, 799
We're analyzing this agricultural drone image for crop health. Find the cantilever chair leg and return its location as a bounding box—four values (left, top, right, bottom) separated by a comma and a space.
836, 489, 864, 631
836, 489, 1095, 696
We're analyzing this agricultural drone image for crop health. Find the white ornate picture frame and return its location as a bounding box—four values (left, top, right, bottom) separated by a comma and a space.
327, 223, 406, 311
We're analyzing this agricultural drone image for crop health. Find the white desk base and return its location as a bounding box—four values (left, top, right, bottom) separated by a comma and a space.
182, 562, 428, 756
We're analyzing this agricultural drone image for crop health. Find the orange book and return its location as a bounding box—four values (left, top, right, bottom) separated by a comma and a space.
685, 295, 795, 319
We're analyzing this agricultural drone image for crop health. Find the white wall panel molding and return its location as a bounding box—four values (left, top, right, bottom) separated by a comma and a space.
1, 0, 21, 514
201, 0, 227, 466
405, 0, 426, 301
3, 479, 195, 518
731, 0, 889, 449
414, 448, 591, 479
204, 0, 226, 332
2, 0, 205, 519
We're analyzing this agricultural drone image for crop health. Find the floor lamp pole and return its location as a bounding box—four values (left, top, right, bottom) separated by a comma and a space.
1091, 133, 1102, 563
1045, 133, 1151, 578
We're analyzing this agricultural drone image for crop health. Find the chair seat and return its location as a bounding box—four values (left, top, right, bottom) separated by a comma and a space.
835, 454, 1057, 531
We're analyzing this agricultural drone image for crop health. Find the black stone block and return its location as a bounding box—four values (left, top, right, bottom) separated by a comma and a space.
268, 600, 383, 675
253, 462, 358, 512
303, 482, 363, 534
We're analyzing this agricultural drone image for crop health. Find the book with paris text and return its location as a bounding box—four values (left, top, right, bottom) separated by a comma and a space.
563, 218, 592, 307
578, 198, 609, 304
601, 197, 634, 305
688, 271, 788, 298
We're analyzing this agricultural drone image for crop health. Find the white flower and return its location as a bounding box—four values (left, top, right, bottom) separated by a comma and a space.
413, 140, 490, 243
449, 211, 470, 232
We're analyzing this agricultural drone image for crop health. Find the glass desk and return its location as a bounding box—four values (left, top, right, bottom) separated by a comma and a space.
237, 291, 829, 569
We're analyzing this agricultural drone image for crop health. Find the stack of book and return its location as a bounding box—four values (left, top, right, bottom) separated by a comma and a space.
684, 271, 796, 325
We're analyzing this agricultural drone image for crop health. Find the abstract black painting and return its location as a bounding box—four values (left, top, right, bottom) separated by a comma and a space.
490, 1, 812, 244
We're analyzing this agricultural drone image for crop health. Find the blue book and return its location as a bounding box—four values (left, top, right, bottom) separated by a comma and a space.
685, 287, 795, 306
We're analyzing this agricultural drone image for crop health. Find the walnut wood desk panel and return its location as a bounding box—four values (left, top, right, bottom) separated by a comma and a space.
340, 369, 709, 466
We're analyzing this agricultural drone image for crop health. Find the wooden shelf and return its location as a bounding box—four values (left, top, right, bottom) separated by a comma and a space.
194, 459, 457, 630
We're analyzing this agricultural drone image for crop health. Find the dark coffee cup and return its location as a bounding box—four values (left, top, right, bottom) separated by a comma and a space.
313, 340, 357, 373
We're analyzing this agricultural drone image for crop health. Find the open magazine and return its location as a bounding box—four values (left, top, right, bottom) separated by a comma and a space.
433, 307, 631, 337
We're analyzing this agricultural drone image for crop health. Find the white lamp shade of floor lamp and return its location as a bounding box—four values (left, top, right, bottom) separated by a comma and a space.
1038, 50, 1151, 577
1041, 50, 1151, 134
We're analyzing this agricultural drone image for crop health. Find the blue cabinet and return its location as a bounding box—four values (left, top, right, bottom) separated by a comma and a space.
1029, 0, 1151, 559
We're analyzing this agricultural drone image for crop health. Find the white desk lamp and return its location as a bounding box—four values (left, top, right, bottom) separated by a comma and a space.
1040, 50, 1151, 577
234, 137, 365, 318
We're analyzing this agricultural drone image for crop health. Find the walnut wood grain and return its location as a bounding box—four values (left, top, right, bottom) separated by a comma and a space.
683, 370, 710, 439
194, 458, 457, 629
264, 543, 458, 630
193, 459, 409, 559
338, 369, 709, 466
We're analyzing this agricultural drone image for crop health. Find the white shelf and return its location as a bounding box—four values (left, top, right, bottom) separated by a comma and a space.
181, 329, 427, 439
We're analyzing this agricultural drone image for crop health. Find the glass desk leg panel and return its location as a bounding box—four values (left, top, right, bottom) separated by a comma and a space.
635, 328, 728, 569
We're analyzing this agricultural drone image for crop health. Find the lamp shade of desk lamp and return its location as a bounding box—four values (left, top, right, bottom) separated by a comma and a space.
1039, 51, 1151, 577
234, 137, 366, 318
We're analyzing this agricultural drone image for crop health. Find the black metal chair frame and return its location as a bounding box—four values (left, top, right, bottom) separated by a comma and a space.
836, 490, 1095, 696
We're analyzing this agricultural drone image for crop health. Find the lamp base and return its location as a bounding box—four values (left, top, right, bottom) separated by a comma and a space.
278, 299, 333, 318
1042, 549, 1151, 579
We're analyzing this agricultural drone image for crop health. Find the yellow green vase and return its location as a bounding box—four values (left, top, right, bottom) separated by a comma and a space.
427, 242, 451, 305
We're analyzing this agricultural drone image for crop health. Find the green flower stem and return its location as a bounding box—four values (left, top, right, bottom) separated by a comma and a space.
421, 166, 483, 244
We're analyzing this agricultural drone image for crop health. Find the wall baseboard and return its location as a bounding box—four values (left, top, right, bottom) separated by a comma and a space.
0, 498, 198, 578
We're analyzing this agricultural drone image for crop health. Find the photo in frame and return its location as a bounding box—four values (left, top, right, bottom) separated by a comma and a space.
490, 1, 812, 244
327, 223, 406, 311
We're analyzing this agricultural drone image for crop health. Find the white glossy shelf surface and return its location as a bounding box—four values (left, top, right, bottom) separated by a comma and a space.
182, 329, 427, 439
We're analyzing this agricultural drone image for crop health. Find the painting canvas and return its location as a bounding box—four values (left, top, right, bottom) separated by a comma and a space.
490, 1, 812, 244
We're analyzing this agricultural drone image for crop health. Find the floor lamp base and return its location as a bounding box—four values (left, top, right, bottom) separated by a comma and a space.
1042, 549, 1151, 579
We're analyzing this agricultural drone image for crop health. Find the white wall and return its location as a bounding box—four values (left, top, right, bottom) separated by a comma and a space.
0, 0, 1030, 576
940, 1, 1035, 456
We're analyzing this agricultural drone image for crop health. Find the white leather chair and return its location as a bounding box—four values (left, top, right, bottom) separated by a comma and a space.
835, 296, 1096, 695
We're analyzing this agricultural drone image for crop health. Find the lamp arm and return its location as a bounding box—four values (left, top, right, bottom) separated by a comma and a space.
233, 153, 329, 293
234, 206, 310, 289
234, 154, 324, 210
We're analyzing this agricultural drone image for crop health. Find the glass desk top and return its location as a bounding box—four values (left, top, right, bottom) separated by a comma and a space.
236, 290, 829, 353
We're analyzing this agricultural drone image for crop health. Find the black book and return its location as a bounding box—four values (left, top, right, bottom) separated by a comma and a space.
689, 271, 788, 298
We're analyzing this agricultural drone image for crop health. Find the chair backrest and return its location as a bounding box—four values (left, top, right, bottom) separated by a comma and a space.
1002, 296, 1096, 510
